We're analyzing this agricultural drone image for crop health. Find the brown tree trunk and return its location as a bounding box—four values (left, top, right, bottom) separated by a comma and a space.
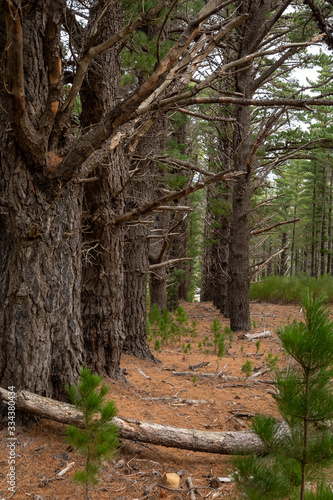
123, 221, 154, 359
228, 98, 251, 331
149, 212, 169, 311
327, 169, 333, 274
80, 1, 127, 378
0, 4, 84, 403
279, 233, 288, 275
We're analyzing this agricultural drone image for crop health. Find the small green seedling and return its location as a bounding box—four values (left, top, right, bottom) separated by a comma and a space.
255, 340, 261, 353
182, 342, 191, 359
241, 360, 253, 377
65, 368, 118, 500
265, 352, 278, 371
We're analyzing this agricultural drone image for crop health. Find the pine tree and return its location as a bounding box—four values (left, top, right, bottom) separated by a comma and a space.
233, 292, 333, 499
65, 368, 118, 500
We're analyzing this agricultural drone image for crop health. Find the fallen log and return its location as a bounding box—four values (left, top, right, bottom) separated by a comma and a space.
0, 387, 264, 455
171, 372, 275, 384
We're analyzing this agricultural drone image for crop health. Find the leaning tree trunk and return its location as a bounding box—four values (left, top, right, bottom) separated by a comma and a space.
0, 4, 84, 403
80, 1, 127, 378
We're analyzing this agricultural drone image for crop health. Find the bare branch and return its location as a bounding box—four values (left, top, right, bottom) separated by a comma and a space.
54, 0, 244, 181
251, 218, 301, 236
178, 107, 235, 122
252, 246, 288, 279
149, 257, 193, 270
113, 169, 247, 225
60, 0, 173, 115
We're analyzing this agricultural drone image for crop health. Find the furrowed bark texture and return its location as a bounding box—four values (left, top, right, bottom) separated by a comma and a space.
122, 138, 155, 360
0, 388, 264, 455
0, 3, 83, 402
80, 1, 127, 378
228, 0, 264, 332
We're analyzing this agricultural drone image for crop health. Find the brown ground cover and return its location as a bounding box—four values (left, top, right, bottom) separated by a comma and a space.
0, 301, 311, 500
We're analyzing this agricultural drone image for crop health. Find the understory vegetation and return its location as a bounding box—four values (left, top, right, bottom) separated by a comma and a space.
234, 292, 333, 500
250, 275, 333, 304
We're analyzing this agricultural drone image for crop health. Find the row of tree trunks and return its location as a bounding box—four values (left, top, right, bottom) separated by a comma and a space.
0, 388, 264, 455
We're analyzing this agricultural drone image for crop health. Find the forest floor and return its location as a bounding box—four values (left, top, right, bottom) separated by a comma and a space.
0, 301, 315, 500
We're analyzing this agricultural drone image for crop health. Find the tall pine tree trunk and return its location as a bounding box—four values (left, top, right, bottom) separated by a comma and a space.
0, 3, 84, 402
228, 101, 251, 331
80, 1, 127, 378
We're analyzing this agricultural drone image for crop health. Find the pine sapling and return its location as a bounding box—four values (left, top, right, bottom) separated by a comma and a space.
241, 360, 252, 377
65, 368, 118, 500
233, 292, 333, 500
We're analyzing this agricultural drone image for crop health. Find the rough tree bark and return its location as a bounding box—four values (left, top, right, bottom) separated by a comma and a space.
149, 211, 170, 311
0, 1, 84, 403
122, 144, 154, 360
79, 1, 128, 378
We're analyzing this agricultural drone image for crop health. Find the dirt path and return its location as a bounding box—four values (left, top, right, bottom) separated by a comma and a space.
0, 301, 305, 500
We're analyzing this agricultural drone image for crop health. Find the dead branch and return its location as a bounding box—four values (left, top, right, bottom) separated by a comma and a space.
113, 169, 246, 224
251, 218, 300, 236
149, 257, 193, 270
177, 107, 236, 122
252, 246, 288, 279
54, 3, 246, 182
171, 372, 275, 384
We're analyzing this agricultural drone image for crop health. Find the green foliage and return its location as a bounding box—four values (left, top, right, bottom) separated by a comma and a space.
250, 274, 333, 304
210, 319, 225, 357
256, 341, 261, 353
265, 352, 279, 371
250, 318, 257, 329
182, 342, 191, 358
234, 292, 333, 499
147, 305, 196, 346
241, 360, 253, 377
65, 368, 118, 499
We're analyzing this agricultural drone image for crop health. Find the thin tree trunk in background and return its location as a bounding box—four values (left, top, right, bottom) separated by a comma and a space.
318, 166, 327, 277
327, 169, 333, 274
290, 207, 297, 276
279, 233, 288, 275
122, 138, 155, 360
311, 169, 317, 278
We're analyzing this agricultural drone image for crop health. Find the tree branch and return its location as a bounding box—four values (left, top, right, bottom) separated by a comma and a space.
53, 0, 241, 182
149, 257, 193, 270
251, 218, 301, 236
3, 0, 46, 166
252, 246, 289, 279
113, 169, 247, 225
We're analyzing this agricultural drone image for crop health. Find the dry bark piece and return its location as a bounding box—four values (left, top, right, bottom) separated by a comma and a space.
56, 462, 75, 477
245, 331, 272, 340
186, 477, 197, 500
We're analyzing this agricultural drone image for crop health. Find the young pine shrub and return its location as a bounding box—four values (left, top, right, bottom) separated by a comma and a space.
65, 368, 118, 500
233, 292, 333, 500
211, 319, 225, 357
